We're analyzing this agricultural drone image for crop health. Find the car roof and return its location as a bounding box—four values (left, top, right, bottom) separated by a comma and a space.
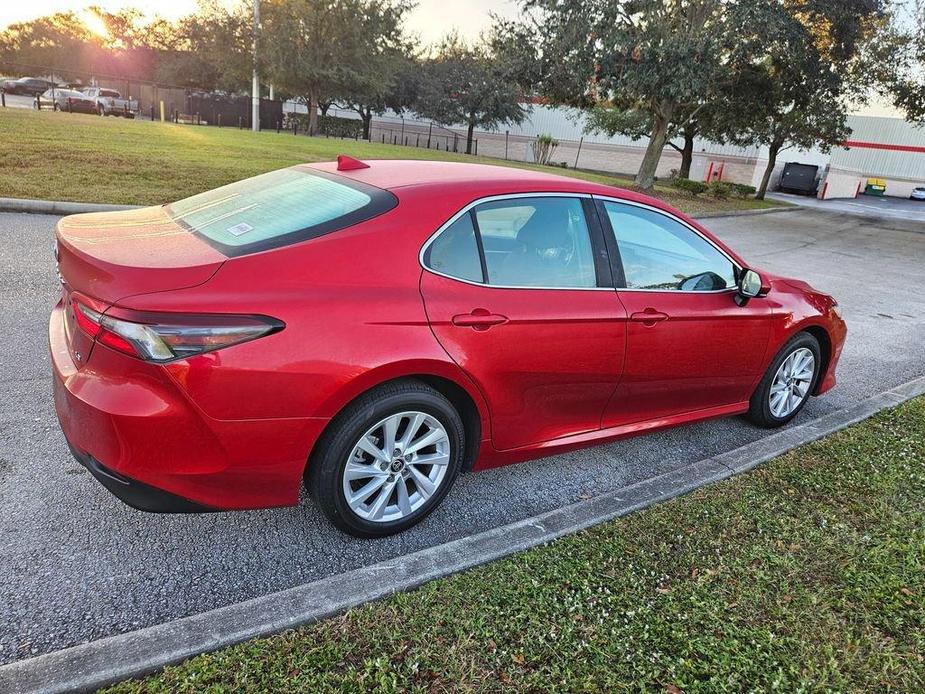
306, 159, 652, 203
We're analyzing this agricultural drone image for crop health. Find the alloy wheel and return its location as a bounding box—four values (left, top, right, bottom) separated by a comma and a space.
769, 347, 815, 418
342, 411, 450, 523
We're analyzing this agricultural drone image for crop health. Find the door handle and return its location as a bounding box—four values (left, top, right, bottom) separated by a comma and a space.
452, 309, 508, 330
630, 309, 669, 326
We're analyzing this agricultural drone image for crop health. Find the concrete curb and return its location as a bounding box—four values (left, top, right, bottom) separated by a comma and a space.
0, 198, 142, 215
2, 375, 924, 694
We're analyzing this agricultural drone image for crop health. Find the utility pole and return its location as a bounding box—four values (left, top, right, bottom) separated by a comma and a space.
251, 0, 260, 132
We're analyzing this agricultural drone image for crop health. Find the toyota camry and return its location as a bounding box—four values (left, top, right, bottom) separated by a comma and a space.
50, 158, 846, 536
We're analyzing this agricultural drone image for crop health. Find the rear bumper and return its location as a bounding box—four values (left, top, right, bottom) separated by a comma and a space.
49, 302, 326, 511
67, 442, 215, 513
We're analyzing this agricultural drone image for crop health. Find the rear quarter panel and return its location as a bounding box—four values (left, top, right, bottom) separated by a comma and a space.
115, 188, 492, 429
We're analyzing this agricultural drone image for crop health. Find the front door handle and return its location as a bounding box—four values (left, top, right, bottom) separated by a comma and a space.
452, 309, 509, 330
630, 308, 669, 326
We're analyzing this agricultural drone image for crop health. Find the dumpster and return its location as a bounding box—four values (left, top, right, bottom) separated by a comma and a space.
864, 178, 886, 196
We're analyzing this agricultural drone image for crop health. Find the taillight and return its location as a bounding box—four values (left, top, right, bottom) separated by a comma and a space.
73, 299, 283, 362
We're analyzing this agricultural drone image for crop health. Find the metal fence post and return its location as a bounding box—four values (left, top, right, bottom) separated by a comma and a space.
427, 122, 433, 148
574, 136, 583, 169
474, 139, 478, 156
1, 91, 5, 108
505, 131, 509, 160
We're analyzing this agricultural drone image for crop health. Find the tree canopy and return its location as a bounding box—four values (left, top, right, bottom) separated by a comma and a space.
413, 34, 528, 154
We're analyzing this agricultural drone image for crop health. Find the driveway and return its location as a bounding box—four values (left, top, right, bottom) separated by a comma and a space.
1, 207, 924, 664
770, 191, 925, 223
1, 94, 39, 110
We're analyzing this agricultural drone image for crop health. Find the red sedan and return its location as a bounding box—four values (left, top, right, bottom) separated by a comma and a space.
50, 158, 846, 536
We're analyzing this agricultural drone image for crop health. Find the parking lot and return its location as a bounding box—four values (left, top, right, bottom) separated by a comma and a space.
771, 190, 925, 222
1, 206, 924, 665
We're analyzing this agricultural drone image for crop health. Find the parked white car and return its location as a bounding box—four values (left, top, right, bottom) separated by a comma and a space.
909, 187, 925, 201
81, 87, 138, 118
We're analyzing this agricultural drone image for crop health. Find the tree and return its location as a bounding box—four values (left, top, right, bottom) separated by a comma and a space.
876, 0, 925, 123
586, 101, 724, 179
723, 0, 886, 199
331, 0, 417, 140
413, 34, 527, 155
499, 0, 731, 189
155, 1, 253, 92
259, 0, 413, 136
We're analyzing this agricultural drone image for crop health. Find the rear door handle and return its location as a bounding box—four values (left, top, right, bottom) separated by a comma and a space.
452, 309, 508, 330
630, 309, 669, 326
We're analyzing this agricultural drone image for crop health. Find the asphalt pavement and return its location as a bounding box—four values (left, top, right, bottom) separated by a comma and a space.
769, 191, 925, 223
1, 206, 924, 665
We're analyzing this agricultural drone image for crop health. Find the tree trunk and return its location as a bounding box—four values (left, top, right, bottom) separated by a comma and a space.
635, 106, 674, 189
308, 90, 319, 136
756, 140, 783, 200
679, 127, 695, 179
362, 110, 372, 141
466, 119, 475, 155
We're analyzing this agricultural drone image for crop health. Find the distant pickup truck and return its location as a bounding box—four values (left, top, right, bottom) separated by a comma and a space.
81, 87, 138, 118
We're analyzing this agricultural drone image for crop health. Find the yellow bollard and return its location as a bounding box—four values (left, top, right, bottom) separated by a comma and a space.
159, 100, 165, 123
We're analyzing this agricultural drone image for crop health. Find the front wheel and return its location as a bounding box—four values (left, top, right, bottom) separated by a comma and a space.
306, 379, 464, 537
748, 332, 821, 428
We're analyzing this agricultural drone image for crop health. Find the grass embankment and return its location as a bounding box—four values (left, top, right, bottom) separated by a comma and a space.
0, 108, 784, 215
105, 398, 925, 693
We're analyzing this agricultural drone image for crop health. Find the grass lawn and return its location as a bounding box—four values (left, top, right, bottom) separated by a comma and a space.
103, 398, 925, 693
0, 108, 785, 216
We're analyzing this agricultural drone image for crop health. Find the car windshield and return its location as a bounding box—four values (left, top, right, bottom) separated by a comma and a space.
166, 167, 396, 256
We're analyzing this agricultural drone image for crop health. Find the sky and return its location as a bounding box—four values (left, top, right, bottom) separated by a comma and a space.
0, 0, 517, 45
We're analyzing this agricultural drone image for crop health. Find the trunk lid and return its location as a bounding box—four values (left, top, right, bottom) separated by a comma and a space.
55, 206, 226, 369
55, 205, 226, 305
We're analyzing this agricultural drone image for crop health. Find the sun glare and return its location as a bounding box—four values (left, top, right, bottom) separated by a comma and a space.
78, 9, 110, 40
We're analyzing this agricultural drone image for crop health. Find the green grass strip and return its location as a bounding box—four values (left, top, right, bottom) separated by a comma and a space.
103, 398, 925, 693
0, 109, 784, 216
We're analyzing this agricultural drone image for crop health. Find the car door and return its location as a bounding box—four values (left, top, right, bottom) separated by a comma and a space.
420, 194, 628, 451
596, 198, 771, 427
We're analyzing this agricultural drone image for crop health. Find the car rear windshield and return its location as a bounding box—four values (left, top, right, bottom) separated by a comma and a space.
166, 167, 397, 256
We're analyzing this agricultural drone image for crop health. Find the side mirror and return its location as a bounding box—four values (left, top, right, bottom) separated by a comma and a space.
735, 269, 764, 306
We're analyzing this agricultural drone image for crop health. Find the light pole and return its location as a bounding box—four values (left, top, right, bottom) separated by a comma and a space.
251, 0, 260, 132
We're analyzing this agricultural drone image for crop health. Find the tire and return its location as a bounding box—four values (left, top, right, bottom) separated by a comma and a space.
306, 379, 464, 537
748, 332, 821, 428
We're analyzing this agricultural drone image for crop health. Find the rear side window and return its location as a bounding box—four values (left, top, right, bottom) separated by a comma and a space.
423, 196, 599, 289
167, 167, 397, 256
423, 213, 483, 283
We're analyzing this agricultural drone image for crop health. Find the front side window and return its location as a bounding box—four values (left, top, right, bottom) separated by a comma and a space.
603, 201, 736, 291
167, 167, 396, 256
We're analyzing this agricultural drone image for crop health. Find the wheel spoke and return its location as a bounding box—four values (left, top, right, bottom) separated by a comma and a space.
368, 479, 396, 520
356, 436, 389, 464
399, 413, 425, 449
406, 427, 447, 455
345, 461, 384, 482
395, 476, 412, 516
409, 452, 450, 467
349, 475, 388, 508
382, 415, 399, 455
408, 465, 436, 499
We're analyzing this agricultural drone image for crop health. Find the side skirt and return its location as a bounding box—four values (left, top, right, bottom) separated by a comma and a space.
473, 401, 749, 471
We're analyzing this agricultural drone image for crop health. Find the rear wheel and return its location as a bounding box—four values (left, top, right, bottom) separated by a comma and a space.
306, 380, 464, 537
748, 332, 821, 428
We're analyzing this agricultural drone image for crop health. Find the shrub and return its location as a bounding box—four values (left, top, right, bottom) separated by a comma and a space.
281, 113, 362, 139
532, 134, 560, 166
707, 181, 734, 199
671, 177, 707, 196
731, 183, 757, 198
